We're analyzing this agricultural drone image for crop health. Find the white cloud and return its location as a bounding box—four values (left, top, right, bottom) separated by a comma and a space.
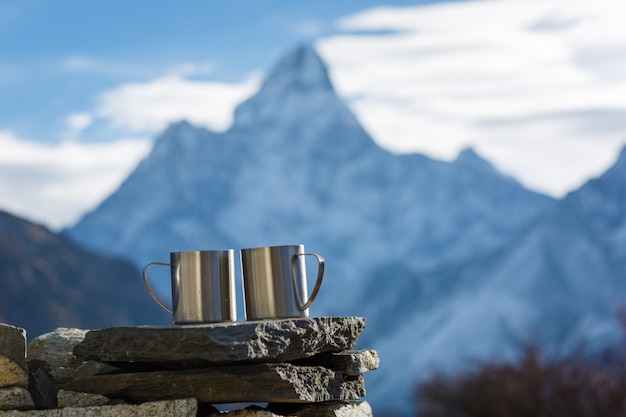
0, 130, 151, 230
96, 74, 260, 133
65, 112, 93, 131
317, 0, 626, 196
0, 65, 260, 229
5, 0, 626, 231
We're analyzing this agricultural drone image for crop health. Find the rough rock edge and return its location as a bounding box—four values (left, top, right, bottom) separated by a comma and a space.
73, 317, 365, 365
56, 390, 112, 409
0, 388, 34, 412
61, 364, 365, 404
0, 359, 28, 390
0, 324, 28, 389
27, 329, 88, 371
0, 398, 197, 416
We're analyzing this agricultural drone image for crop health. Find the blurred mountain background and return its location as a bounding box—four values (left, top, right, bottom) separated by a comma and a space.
1, 45, 622, 415
1, 2, 625, 416
0, 210, 170, 336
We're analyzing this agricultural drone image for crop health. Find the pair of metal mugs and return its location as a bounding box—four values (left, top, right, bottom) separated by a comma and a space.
142, 244, 324, 323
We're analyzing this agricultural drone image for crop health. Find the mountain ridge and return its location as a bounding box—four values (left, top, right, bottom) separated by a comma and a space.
363, 145, 625, 414
61, 45, 624, 416
68, 46, 550, 284
0, 209, 170, 337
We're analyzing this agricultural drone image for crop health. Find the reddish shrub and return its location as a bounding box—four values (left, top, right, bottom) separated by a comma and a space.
415, 317, 626, 417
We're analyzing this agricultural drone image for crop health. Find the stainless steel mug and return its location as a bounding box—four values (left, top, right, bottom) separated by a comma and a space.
240, 244, 324, 320
142, 250, 236, 323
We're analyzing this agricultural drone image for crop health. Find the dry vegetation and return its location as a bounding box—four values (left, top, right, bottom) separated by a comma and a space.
414, 313, 626, 417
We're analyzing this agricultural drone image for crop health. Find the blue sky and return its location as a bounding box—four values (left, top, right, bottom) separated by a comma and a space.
1, 0, 626, 229
0, 0, 438, 142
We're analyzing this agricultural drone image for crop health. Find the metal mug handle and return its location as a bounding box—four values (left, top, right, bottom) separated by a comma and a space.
291, 253, 325, 311
142, 261, 174, 313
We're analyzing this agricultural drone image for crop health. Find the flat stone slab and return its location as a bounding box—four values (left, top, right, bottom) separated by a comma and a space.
62, 364, 365, 404
28, 328, 87, 371
218, 402, 373, 417
56, 390, 112, 409
0, 388, 34, 411
295, 350, 379, 376
0, 324, 28, 389
27, 329, 91, 410
0, 398, 197, 417
73, 317, 365, 365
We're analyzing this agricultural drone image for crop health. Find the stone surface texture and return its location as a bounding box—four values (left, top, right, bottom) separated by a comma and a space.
56, 390, 112, 409
0, 388, 34, 411
27, 369, 56, 409
69, 362, 120, 379
63, 364, 364, 404
0, 398, 197, 417
295, 350, 379, 376
0, 324, 28, 389
27, 329, 92, 410
73, 317, 364, 365
27, 328, 87, 371
211, 407, 278, 417
297, 401, 373, 417
50, 361, 120, 387
268, 401, 374, 417
0, 318, 376, 416
330, 351, 379, 376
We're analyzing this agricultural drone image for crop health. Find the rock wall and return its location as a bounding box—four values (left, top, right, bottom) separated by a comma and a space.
0, 318, 377, 416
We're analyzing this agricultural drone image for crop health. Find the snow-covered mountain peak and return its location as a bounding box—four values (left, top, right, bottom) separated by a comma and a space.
561, 144, 626, 265
449, 147, 524, 191
260, 44, 334, 95
149, 120, 206, 153
142, 121, 219, 173
232, 45, 348, 128
564, 144, 625, 210
453, 147, 496, 171
456, 147, 481, 161
63, 43, 625, 417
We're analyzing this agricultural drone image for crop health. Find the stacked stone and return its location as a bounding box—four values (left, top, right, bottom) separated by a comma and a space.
0, 324, 34, 411
0, 317, 378, 416
0, 325, 197, 417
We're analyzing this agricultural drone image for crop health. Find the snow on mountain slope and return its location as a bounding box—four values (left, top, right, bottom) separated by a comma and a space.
67, 45, 550, 284
562, 146, 626, 269
65, 45, 565, 415
366, 146, 626, 415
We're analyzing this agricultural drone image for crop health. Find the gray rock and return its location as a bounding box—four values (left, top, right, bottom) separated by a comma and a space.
0, 398, 197, 416
49, 361, 121, 386
27, 369, 56, 409
215, 408, 279, 417
27, 332, 107, 410
26, 328, 90, 409
56, 390, 111, 408
69, 362, 120, 380
330, 350, 379, 376
62, 364, 365, 403
0, 387, 34, 411
297, 401, 373, 417
27, 328, 87, 371
0, 324, 28, 389
268, 401, 374, 417
73, 317, 365, 365
295, 350, 379, 376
